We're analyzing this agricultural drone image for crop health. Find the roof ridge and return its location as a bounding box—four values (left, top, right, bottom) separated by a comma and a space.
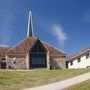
69, 47, 90, 60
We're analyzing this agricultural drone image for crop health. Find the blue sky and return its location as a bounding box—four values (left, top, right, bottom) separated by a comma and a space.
0, 0, 90, 55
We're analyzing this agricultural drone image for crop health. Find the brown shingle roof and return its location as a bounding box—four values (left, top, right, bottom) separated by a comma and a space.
7, 37, 66, 57
0, 47, 10, 57
42, 41, 66, 57
7, 37, 37, 54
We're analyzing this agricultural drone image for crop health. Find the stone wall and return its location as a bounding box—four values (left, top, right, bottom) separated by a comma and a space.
6, 54, 66, 70
50, 57, 66, 69
6, 55, 27, 69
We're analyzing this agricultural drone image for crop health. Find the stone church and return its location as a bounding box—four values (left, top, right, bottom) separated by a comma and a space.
0, 11, 66, 70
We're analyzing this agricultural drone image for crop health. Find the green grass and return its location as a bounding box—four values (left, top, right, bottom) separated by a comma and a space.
0, 69, 90, 90
63, 80, 90, 90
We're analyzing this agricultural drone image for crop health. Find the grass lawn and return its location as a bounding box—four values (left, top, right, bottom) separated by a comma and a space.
0, 69, 90, 90
63, 80, 90, 90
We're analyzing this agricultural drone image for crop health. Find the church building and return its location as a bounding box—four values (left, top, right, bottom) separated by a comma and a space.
0, 11, 66, 70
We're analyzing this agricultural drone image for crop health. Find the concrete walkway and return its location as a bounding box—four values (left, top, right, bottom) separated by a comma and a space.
24, 72, 90, 90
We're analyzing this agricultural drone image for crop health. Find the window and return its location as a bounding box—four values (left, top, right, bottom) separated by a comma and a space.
38, 58, 45, 64
32, 58, 36, 64
35, 58, 37, 64
70, 61, 73, 66
77, 57, 81, 63
32, 58, 34, 64
86, 53, 89, 59
42, 58, 45, 64
38, 58, 41, 64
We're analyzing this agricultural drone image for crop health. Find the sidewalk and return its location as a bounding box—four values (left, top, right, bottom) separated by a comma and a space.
24, 72, 90, 90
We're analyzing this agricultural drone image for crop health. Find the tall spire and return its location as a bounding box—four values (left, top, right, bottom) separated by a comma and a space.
27, 11, 34, 37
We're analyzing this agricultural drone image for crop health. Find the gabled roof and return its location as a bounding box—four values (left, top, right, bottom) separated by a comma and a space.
7, 37, 37, 54
7, 37, 65, 57
0, 47, 10, 57
68, 48, 90, 61
42, 41, 66, 57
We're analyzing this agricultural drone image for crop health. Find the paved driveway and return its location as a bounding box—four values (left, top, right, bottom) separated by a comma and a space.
24, 72, 90, 90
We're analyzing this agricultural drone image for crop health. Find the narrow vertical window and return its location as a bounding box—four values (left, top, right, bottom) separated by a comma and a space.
86, 53, 89, 59
70, 61, 73, 66
77, 57, 81, 63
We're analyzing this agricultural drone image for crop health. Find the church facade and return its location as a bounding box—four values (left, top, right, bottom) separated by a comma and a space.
0, 11, 66, 70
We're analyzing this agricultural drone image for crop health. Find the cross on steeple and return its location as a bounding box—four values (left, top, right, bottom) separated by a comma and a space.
27, 11, 34, 37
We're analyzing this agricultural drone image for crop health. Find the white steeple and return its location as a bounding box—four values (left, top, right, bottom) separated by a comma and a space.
27, 11, 34, 37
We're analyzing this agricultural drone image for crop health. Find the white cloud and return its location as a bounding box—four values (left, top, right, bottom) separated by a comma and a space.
52, 25, 68, 46
82, 9, 90, 23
